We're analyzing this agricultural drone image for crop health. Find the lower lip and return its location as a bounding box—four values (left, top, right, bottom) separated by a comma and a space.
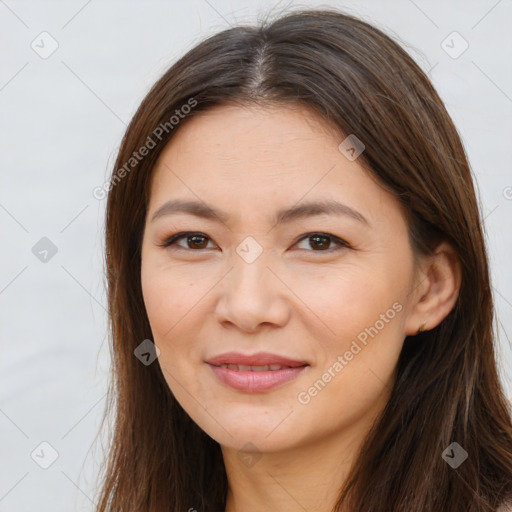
207, 364, 308, 392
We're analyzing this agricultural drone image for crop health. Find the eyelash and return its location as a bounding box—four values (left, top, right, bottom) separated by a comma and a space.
158, 231, 351, 254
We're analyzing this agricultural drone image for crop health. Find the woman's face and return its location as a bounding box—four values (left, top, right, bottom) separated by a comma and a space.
141, 103, 422, 455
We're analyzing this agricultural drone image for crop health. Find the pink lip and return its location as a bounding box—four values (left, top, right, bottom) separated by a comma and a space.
208, 365, 308, 392
205, 352, 309, 393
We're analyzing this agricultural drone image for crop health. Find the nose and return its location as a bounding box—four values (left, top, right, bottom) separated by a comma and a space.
214, 255, 291, 333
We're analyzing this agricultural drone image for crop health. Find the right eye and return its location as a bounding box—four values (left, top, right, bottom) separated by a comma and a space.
159, 232, 216, 251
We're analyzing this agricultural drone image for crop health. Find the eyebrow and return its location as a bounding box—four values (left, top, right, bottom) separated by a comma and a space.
150, 198, 370, 227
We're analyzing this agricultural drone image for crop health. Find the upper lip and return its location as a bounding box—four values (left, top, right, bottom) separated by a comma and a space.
206, 352, 309, 367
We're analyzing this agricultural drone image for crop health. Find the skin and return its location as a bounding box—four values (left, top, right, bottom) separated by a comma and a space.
140, 103, 461, 512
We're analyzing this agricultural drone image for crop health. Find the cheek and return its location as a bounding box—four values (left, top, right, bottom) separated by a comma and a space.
141, 259, 200, 334
140, 261, 213, 387
296, 263, 408, 412
293, 261, 405, 345
293, 273, 405, 432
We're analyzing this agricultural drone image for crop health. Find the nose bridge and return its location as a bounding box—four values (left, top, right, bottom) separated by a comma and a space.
215, 238, 290, 331
230, 238, 274, 297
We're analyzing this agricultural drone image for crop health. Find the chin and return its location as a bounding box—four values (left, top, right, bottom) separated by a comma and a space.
198, 408, 301, 452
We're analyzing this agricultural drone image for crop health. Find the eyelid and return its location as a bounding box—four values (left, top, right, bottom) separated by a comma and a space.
158, 231, 351, 252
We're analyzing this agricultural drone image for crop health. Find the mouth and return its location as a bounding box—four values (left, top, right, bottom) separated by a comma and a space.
206, 351, 309, 368
205, 352, 309, 392
214, 363, 302, 371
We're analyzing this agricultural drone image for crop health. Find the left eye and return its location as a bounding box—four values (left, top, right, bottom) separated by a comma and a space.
295, 233, 349, 252
160, 231, 350, 253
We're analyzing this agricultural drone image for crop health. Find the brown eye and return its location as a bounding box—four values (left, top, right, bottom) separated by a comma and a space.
184, 234, 209, 249
295, 233, 349, 252
309, 235, 330, 250
161, 232, 215, 250
159, 231, 349, 253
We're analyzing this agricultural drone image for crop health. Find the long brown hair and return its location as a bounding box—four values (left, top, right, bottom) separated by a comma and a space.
95, 7, 512, 511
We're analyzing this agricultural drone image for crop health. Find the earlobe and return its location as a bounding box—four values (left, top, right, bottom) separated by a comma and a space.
416, 320, 428, 334
404, 242, 462, 336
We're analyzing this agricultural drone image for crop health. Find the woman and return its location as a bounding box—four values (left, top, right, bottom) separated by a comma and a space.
95, 7, 512, 512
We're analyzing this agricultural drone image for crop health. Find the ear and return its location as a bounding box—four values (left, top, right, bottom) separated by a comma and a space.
404, 241, 462, 336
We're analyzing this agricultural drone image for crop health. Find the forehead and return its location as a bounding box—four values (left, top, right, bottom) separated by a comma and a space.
151, 103, 347, 187
158, 102, 343, 164
146, 103, 405, 232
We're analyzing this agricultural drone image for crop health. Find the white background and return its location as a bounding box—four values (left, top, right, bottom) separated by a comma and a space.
1, 1, 511, 510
